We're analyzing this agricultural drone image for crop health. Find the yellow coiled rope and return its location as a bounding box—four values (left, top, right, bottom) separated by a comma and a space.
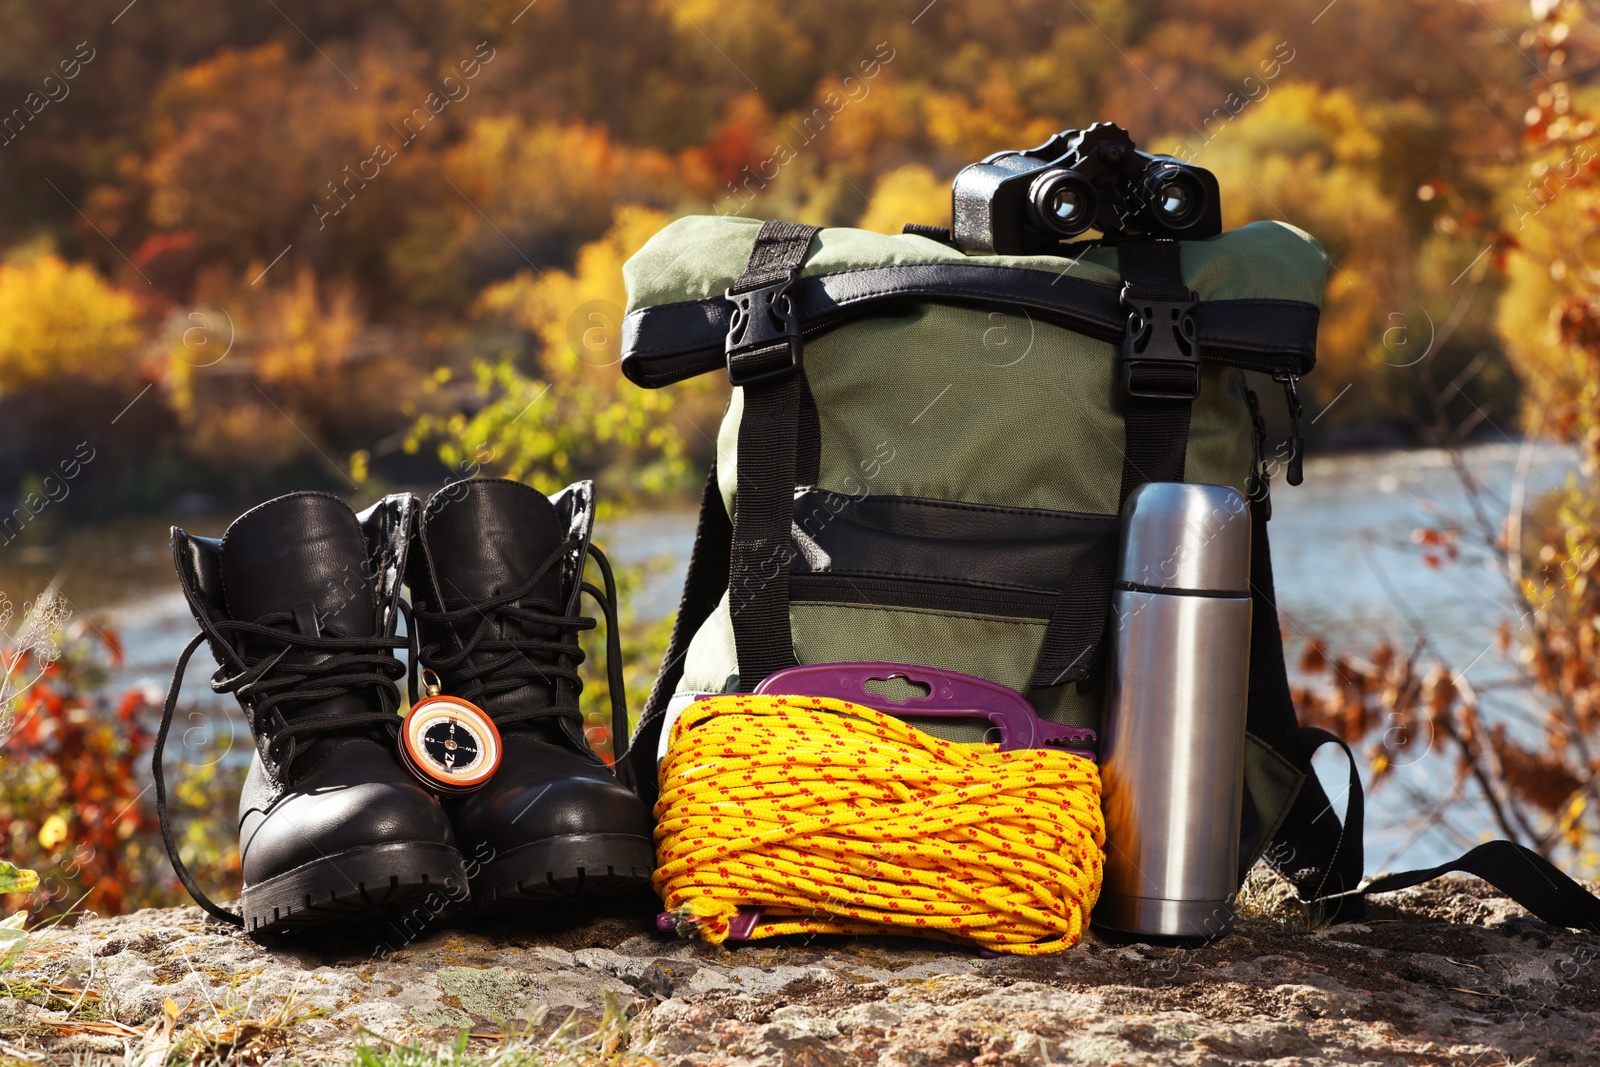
653, 693, 1105, 955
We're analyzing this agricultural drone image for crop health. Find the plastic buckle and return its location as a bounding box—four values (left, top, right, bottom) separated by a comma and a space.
1120, 283, 1201, 400
725, 278, 802, 386
1273, 369, 1305, 486
1243, 385, 1273, 520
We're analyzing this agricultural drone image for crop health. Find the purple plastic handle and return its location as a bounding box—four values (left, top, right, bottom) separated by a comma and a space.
753, 662, 1096, 759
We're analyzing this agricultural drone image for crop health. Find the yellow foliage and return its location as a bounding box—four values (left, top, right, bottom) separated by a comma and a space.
0, 253, 143, 392
1493, 92, 1600, 434
1496, 235, 1585, 427
414, 206, 724, 498
169, 268, 360, 413
147, 38, 459, 274
445, 117, 617, 212
250, 269, 361, 388
146, 43, 298, 236
474, 205, 670, 373
1202, 82, 1383, 169
921, 74, 1059, 162
1179, 84, 1406, 418
183, 403, 305, 477
36, 814, 67, 851
653, 0, 815, 109
391, 116, 685, 307
815, 81, 918, 172
167, 269, 364, 475
1011, 26, 1105, 124
857, 164, 950, 233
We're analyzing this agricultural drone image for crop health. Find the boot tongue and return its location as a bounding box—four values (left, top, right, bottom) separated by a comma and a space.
421, 481, 566, 609
219, 493, 384, 742
420, 480, 571, 727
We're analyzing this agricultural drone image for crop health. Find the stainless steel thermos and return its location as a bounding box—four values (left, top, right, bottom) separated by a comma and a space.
1096, 482, 1253, 939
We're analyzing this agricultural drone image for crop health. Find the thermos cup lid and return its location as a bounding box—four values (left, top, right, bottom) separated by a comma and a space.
1118, 482, 1252, 594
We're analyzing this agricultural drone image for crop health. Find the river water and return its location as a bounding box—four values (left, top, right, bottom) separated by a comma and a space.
1, 441, 1580, 875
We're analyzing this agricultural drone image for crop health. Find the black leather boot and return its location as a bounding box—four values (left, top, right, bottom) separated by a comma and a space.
157, 492, 469, 933
408, 478, 653, 910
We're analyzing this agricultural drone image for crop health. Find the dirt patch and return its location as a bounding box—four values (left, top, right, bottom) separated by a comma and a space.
1329, 921, 1493, 957
777, 975, 892, 1011
1, 875, 1595, 1065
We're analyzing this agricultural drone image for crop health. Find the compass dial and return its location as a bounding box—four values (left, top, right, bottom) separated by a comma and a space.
421, 717, 482, 771
399, 694, 501, 794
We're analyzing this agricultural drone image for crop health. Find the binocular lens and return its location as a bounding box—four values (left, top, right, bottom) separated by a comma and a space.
1148, 167, 1205, 229
1029, 171, 1098, 239
1160, 182, 1191, 218
1050, 186, 1089, 225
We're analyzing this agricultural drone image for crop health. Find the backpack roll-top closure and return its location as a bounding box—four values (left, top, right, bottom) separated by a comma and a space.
620, 223, 1322, 389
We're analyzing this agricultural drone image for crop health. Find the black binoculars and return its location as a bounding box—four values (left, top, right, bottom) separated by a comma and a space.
951, 122, 1221, 255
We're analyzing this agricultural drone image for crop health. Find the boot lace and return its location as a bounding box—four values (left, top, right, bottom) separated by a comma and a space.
412, 540, 632, 773
152, 614, 409, 926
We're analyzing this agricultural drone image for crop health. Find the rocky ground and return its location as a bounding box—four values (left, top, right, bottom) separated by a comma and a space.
0, 875, 1596, 1065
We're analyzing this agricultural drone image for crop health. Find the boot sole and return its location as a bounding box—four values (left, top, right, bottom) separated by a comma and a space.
471, 833, 655, 911
240, 841, 469, 935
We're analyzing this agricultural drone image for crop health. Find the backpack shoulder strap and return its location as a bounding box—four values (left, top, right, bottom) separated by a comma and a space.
1245, 493, 1368, 917
622, 465, 734, 808
1251, 498, 1600, 931
1364, 842, 1600, 930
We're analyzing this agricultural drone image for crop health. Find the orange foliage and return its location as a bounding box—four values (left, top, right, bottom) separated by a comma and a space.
1, 625, 158, 918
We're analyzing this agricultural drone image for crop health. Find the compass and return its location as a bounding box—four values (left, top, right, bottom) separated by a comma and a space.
398, 670, 502, 794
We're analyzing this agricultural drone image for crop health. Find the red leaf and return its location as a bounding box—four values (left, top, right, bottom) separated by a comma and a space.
101, 628, 125, 669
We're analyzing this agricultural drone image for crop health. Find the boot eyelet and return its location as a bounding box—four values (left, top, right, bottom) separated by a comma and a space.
399, 686, 502, 795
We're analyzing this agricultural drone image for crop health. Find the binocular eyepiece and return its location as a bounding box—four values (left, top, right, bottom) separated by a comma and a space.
1028, 169, 1099, 238
951, 122, 1220, 254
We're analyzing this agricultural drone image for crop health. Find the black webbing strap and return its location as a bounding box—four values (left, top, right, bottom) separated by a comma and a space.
621, 264, 1321, 389
797, 375, 822, 486
735, 220, 822, 292
1029, 240, 1196, 689
725, 221, 820, 691
1246, 497, 1368, 919
1363, 841, 1600, 931
624, 466, 732, 808
1278, 725, 1367, 920
1247, 503, 1600, 933
1027, 529, 1118, 688
1281, 725, 1600, 932
1115, 240, 1198, 502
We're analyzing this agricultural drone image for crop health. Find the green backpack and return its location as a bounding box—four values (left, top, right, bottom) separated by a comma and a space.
617, 215, 1600, 931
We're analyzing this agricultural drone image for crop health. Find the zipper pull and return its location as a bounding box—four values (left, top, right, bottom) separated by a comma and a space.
1273, 371, 1304, 487
1243, 385, 1272, 520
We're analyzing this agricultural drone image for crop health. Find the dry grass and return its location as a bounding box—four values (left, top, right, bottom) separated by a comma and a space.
346, 995, 647, 1067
